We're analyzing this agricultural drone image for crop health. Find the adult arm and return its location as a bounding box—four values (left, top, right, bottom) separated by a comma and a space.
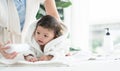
44, 0, 60, 20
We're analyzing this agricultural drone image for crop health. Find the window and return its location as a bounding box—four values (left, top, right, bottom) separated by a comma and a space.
64, 0, 120, 53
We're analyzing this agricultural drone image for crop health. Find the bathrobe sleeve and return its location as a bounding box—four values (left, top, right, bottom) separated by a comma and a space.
44, 38, 70, 59
22, 46, 36, 57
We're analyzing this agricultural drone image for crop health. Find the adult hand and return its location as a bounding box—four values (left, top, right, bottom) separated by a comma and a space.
0, 42, 17, 59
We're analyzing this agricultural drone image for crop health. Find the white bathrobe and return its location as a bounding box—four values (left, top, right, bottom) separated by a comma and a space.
0, 0, 45, 43
23, 20, 70, 60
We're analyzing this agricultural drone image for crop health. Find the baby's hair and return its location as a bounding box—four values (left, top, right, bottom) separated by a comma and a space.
35, 15, 63, 38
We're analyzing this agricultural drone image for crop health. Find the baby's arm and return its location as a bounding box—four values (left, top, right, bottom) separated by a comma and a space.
24, 54, 38, 62
39, 55, 53, 61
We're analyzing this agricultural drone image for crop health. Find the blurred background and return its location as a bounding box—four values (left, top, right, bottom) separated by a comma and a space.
36, 0, 120, 53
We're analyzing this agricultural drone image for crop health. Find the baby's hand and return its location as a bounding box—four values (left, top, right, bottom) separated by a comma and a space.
24, 55, 38, 62
39, 55, 53, 61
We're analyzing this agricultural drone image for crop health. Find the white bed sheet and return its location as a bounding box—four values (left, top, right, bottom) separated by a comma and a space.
1, 51, 120, 66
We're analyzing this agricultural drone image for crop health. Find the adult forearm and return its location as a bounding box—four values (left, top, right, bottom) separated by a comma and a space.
44, 0, 60, 20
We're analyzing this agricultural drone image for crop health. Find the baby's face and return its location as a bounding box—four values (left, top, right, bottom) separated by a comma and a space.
34, 26, 55, 46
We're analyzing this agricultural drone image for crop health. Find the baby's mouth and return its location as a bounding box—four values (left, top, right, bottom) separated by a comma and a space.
38, 40, 43, 44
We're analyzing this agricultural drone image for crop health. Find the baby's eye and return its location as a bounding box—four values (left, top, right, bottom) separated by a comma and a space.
37, 32, 40, 34
44, 35, 48, 37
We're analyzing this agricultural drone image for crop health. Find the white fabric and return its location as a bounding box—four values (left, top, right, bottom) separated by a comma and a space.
7, 0, 21, 43
0, 0, 8, 27
23, 20, 70, 60
0, 0, 46, 43
7, 0, 21, 35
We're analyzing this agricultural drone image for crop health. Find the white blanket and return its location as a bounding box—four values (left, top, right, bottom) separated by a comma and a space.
0, 56, 70, 67
1, 51, 120, 67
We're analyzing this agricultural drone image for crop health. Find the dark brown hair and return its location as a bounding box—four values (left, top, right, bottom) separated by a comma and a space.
35, 15, 63, 38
